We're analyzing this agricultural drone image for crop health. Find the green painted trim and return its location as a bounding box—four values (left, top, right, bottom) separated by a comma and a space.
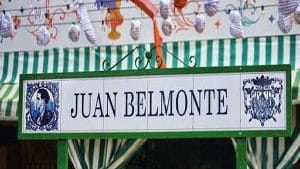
236, 138, 247, 169
18, 65, 292, 139
57, 140, 68, 169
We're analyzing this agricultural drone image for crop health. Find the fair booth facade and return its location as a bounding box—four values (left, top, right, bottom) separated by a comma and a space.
0, 0, 300, 168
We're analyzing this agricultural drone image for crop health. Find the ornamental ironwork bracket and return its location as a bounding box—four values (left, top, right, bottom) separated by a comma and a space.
101, 45, 197, 71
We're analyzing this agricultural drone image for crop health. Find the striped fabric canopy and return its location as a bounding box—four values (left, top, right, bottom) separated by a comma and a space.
0, 35, 299, 168
1, 35, 300, 120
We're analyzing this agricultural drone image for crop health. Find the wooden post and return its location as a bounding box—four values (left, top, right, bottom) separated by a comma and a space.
236, 138, 247, 169
57, 140, 68, 169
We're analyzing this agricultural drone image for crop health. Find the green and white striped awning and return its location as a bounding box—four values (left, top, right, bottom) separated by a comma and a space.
0, 34, 300, 168
1, 35, 300, 120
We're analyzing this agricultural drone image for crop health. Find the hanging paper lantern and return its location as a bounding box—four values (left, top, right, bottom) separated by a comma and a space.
229, 11, 244, 38
76, 2, 96, 45
278, 0, 299, 16
204, 0, 219, 17
194, 14, 206, 33
130, 19, 141, 41
174, 0, 187, 9
160, 0, 170, 19
277, 14, 293, 33
36, 25, 50, 46
161, 18, 172, 36
294, 4, 300, 24
0, 11, 15, 38
68, 24, 81, 42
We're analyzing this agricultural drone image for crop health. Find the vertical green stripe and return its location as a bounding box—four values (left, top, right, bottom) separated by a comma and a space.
22, 52, 29, 74
72, 140, 88, 169
43, 50, 49, 73
5, 101, 12, 117
242, 38, 248, 66
254, 37, 260, 65
63, 48, 69, 72
0, 52, 9, 83
292, 70, 300, 101
277, 36, 284, 64
106, 46, 112, 70
150, 43, 156, 67
95, 47, 101, 71
53, 48, 59, 73
218, 39, 224, 66
297, 105, 300, 128
262, 138, 267, 169
138, 44, 145, 68
184, 41, 190, 67
207, 40, 213, 67
290, 35, 296, 69
10, 52, 19, 83
98, 140, 105, 168
195, 41, 201, 67
273, 137, 279, 168
162, 43, 168, 67
172, 42, 179, 68
116, 46, 122, 70
230, 39, 236, 66
127, 45, 133, 70
74, 48, 80, 72
250, 138, 257, 155
265, 37, 272, 65
84, 47, 90, 71
32, 51, 39, 73
88, 140, 95, 169
218, 40, 224, 66
0, 101, 2, 116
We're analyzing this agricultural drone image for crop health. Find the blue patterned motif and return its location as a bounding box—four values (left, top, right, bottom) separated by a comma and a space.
25, 81, 59, 131
242, 75, 283, 127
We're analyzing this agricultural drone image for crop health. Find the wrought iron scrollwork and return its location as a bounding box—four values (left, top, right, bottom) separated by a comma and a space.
162, 46, 197, 68
101, 44, 197, 71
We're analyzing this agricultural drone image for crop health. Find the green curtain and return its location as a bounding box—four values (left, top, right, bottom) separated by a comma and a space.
68, 139, 146, 169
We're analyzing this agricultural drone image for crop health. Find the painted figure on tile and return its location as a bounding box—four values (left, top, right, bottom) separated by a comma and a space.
30, 88, 54, 126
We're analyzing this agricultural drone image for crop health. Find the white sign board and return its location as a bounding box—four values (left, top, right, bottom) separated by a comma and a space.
19, 65, 291, 139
